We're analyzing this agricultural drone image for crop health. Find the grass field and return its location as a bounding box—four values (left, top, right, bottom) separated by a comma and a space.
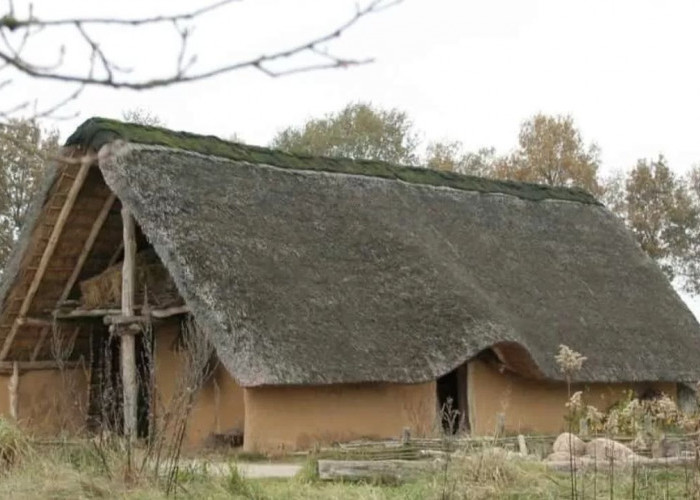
1, 438, 698, 499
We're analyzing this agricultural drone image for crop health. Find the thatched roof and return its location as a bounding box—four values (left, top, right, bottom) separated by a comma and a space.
3, 117, 700, 386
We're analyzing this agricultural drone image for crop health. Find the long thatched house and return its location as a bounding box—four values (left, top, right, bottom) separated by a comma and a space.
0, 117, 698, 452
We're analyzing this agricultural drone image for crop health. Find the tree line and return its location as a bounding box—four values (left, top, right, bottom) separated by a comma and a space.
271, 103, 700, 294
2, 104, 699, 296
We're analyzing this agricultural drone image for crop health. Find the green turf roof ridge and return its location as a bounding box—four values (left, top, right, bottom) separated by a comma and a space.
65, 117, 601, 205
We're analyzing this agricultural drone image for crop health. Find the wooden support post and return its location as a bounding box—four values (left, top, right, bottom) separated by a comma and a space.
121, 208, 138, 441
579, 418, 589, 438
517, 434, 528, 456
8, 362, 18, 420
495, 413, 505, 438
401, 427, 411, 445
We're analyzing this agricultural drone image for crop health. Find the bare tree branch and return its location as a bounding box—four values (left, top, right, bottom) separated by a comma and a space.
0, 1, 398, 87
0, 0, 236, 29
0, 0, 401, 120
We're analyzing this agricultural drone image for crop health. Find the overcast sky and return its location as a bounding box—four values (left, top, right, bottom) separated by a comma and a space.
8, 0, 700, 313
8, 0, 700, 175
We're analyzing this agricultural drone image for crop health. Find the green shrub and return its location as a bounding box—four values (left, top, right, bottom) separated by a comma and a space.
294, 457, 319, 484
225, 463, 265, 499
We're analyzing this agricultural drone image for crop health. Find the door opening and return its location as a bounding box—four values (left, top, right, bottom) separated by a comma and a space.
436, 363, 468, 434
87, 323, 153, 438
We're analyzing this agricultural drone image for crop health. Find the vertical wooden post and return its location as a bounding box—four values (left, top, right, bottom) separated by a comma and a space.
121, 208, 138, 441
579, 418, 589, 438
213, 378, 221, 433
495, 412, 505, 438
401, 427, 411, 445
8, 362, 18, 421
517, 434, 528, 456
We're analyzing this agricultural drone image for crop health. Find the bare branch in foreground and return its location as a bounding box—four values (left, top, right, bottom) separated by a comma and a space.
0, 0, 400, 105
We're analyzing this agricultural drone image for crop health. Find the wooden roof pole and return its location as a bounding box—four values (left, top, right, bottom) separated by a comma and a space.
30, 327, 50, 362
0, 360, 81, 373
108, 240, 124, 267
0, 155, 93, 361
23, 188, 111, 363
121, 207, 138, 441
58, 193, 117, 305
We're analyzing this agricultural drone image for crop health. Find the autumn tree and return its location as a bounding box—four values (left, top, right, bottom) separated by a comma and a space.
599, 170, 627, 214
271, 102, 420, 164
0, 119, 59, 267
424, 141, 499, 177
675, 164, 700, 293
613, 156, 698, 284
493, 114, 600, 194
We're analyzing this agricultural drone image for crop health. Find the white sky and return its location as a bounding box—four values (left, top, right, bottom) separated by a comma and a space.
8, 0, 700, 174
7, 0, 700, 313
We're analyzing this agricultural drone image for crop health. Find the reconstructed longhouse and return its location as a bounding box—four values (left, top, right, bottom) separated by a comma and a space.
0, 117, 699, 452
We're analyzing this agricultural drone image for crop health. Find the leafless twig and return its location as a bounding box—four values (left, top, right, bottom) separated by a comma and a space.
0, 0, 401, 119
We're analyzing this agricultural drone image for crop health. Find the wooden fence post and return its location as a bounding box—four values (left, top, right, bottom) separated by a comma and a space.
495, 413, 505, 438
517, 434, 528, 456
8, 362, 18, 420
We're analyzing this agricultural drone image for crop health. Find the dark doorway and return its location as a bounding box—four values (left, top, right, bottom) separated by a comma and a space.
87, 324, 122, 433
436, 364, 468, 434
87, 324, 153, 438
135, 332, 153, 439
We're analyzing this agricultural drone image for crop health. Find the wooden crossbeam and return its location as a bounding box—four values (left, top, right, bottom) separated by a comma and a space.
151, 305, 190, 318
15, 317, 51, 328
0, 156, 93, 360
0, 360, 81, 373
55, 308, 122, 318
104, 315, 148, 326
55, 305, 190, 320
58, 193, 117, 305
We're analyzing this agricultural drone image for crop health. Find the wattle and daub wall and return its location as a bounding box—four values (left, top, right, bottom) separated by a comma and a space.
0, 354, 683, 451
468, 359, 678, 435
153, 319, 437, 452
0, 368, 87, 435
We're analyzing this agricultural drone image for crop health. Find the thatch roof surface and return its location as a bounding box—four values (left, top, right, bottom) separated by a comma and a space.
67, 118, 599, 205
93, 136, 700, 387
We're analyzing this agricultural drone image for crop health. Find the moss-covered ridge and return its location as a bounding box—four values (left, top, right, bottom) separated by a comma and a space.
66, 117, 600, 205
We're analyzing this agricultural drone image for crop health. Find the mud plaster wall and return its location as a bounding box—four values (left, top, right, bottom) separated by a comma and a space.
243, 381, 436, 453
0, 369, 88, 435
469, 359, 678, 435
154, 320, 245, 448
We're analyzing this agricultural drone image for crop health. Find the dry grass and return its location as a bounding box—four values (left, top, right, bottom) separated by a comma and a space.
0, 418, 31, 469
0, 441, 695, 499
7, 341, 695, 498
